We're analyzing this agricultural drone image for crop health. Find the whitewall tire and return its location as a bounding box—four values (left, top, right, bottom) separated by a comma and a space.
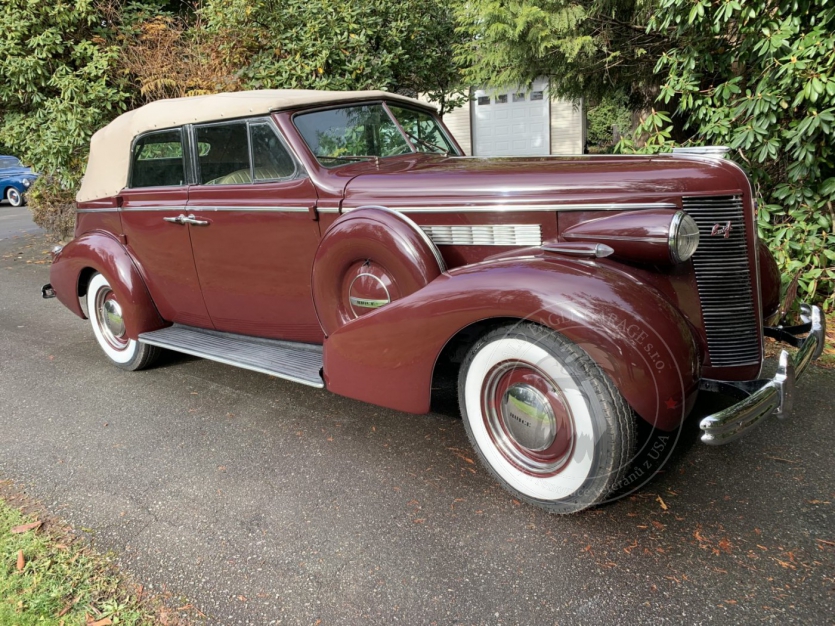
87, 273, 160, 370
458, 323, 636, 514
6, 188, 23, 207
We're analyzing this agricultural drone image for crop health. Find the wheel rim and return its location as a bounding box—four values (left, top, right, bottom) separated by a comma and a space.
481, 361, 575, 476
7, 189, 20, 205
94, 287, 129, 351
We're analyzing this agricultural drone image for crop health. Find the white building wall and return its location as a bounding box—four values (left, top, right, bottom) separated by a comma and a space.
550, 98, 584, 154
419, 83, 585, 156
416, 94, 472, 155
441, 103, 472, 155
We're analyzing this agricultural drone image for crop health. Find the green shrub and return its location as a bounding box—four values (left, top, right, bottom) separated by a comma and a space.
617, 0, 835, 310
586, 92, 634, 149
27, 176, 77, 242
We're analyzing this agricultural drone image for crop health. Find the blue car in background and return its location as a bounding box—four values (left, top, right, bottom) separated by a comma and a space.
0, 155, 38, 207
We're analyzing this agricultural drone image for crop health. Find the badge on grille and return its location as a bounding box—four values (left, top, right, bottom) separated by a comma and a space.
710, 221, 733, 238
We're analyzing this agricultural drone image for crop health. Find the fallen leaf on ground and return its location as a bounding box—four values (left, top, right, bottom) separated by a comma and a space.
87, 618, 112, 626
11, 521, 42, 534
16, 550, 24, 571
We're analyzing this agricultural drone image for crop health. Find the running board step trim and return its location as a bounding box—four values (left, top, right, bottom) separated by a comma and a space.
138, 325, 324, 388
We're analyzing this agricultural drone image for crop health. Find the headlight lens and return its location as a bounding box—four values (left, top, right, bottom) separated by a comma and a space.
669, 211, 700, 263
22, 178, 31, 188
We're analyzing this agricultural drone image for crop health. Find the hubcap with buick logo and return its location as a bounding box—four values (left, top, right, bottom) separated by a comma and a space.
482, 361, 575, 476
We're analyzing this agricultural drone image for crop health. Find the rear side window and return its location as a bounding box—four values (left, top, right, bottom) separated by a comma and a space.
131, 130, 186, 188
196, 120, 296, 185
196, 122, 250, 185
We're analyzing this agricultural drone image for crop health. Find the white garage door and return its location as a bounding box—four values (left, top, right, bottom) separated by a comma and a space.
472, 79, 550, 156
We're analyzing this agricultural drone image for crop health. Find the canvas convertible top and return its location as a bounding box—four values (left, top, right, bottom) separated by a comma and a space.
76, 89, 427, 203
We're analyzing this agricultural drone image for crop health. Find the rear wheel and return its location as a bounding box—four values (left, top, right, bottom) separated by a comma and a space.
458, 323, 636, 514
87, 273, 160, 370
6, 188, 23, 207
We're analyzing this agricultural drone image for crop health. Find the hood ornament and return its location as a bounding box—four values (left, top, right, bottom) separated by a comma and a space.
711, 221, 733, 239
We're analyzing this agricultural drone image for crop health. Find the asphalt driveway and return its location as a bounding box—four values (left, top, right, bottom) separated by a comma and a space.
0, 202, 41, 240
0, 233, 833, 625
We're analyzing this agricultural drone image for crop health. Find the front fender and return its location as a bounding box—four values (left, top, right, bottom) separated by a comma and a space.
324, 256, 701, 431
49, 231, 165, 339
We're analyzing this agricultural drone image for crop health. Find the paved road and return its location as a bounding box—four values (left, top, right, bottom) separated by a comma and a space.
0, 234, 833, 625
0, 202, 41, 240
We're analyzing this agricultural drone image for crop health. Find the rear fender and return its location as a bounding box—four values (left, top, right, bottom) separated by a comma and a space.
324, 256, 700, 431
49, 231, 165, 339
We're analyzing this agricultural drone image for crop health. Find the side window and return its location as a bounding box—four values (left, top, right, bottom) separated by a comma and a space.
196, 122, 250, 185
250, 123, 296, 181
130, 129, 185, 188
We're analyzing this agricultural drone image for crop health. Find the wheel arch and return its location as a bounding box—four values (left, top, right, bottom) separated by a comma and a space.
323, 256, 701, 431
49, 231, 166, 338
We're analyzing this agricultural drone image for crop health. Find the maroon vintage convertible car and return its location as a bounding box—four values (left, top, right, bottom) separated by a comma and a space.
43, 90, 825, 513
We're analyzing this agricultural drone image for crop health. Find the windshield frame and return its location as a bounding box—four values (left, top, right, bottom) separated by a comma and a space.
291, 100, 461, 168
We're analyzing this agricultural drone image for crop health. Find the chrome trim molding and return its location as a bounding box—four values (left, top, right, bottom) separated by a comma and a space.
120, 205, 309, 213
354, 205, 447, 272
672, 146, 730, 158
77, 208, 120, 213
344, 202, 677, 214
542, 243, 615, 258
120, 206, 189, 212
422, 224, 542, 246
563, 233, 666, 244
348, 273, 391, 316
181, 206, 310, 213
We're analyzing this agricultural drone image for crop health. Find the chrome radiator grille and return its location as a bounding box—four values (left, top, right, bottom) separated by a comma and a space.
682, 195, 761, 367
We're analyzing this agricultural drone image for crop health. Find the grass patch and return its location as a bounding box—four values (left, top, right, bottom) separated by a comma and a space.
0, 497, 164, 625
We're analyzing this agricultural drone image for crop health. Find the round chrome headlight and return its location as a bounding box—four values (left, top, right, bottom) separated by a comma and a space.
22, 178, 31, 188
669, 211, 700, 263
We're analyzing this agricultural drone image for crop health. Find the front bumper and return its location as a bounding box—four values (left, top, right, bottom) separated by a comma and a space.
699, 304, 826, 445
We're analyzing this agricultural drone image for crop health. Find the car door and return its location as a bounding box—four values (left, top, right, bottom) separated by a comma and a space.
119, 128, 214, 328
186, 118, 324, 343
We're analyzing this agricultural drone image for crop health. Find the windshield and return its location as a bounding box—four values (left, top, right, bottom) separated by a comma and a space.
0, 157, 22, 169
294, 103, 455, 167
388, 105, 455, 155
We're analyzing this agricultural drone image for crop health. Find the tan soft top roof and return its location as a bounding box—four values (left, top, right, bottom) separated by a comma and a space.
77, 89, 429, 203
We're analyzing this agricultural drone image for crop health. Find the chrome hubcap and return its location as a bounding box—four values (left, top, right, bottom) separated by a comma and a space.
482, 362, 575, 476
95, 287, 128, 350
502, 384, 557, 451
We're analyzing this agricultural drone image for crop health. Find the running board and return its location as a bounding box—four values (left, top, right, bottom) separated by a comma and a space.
138, 325, 324, 388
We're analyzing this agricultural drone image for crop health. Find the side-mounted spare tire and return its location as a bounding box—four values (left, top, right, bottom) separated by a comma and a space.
312, 207, 446, 336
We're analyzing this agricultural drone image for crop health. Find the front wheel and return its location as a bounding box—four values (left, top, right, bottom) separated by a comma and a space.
6, 187, 23, 207
87, 273, 160, 371
458, 323, 636, 514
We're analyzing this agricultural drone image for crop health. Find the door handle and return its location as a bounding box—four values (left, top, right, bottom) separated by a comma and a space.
163, 214, 187, 224
182, 214, 210, 226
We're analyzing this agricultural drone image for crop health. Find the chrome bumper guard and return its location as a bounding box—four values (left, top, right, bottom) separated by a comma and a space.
699, 304, 826, 445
